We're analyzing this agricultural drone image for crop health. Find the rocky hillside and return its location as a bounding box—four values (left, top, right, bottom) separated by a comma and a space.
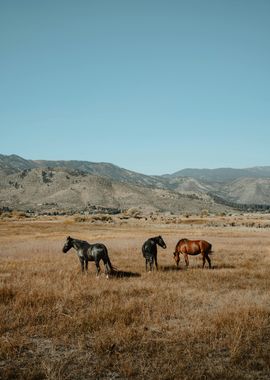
220, 178, 270, 205
1, 154, 270, 213
0, 154, 165, 188
0, 167, 227, 214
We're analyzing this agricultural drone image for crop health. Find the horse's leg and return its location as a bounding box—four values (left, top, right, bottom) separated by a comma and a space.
95, 260, 101, 276
145, 259, 148, 272
104, 264, 108, 278
79, 257, 85, 272
154, 253, 158, 271
85, 260, 88, 272
202, 253, 206, 268
205, 254, 211, 268
184, 253, 189, 267
149, 257, 154, 272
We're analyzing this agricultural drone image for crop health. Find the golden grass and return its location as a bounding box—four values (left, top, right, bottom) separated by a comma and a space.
0, 215, 270, 379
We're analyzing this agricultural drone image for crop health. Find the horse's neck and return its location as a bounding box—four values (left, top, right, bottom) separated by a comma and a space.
72, 239, 88, 250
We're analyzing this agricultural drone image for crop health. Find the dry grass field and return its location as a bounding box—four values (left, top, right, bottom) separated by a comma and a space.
0, 214, 270, 379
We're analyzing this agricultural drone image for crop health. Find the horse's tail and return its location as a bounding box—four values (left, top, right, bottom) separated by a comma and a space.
107, 256, 116, 272
105, 251, 117, 273
208, 243, 213, 254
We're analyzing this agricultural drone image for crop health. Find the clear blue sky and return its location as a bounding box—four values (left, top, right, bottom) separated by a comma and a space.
1, 0, 270, 175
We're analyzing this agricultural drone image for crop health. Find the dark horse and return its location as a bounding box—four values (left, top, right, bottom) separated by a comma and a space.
173, 238, 212, 268
62, 236, 114, 276
142, 235, 167, 271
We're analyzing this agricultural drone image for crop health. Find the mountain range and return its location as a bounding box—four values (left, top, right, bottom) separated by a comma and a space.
1, 154, 270, 214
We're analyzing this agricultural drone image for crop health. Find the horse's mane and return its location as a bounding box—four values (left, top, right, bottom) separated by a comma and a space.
175, 238, 189, 248
77, 238, 88, 243
72, 238, 90, 246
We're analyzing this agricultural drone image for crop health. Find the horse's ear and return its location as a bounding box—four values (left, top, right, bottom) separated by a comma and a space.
67, 236, 71, 240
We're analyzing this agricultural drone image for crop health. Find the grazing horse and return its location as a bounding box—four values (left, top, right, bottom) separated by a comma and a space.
173, 238, 212, 268
62, 236, 114, 276
142, 235, 167, 272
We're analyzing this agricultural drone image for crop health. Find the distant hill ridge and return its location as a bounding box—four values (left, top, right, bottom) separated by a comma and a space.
170, 167, 270, 182
1, 154, 270, 212
2, 154, 270, 181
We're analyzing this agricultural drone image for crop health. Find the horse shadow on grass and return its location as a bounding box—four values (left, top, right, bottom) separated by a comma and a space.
182, 264, 236, 270
211, 263, 236, 270
110, 269, 141, 278
160, 264, 236, 271
159, 265, 181, 272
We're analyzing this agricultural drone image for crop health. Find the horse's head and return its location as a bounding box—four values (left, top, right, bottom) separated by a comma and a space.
157, 235, 167, 249
62, 236, 73, 253
173, 251, 180, 267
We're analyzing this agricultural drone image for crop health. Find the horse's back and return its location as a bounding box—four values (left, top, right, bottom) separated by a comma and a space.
88, 243, 108, 260
176, 239, 211, 254
92, 242, 107, 251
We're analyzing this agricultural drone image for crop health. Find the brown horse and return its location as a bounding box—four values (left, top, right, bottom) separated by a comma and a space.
173, 238, 212, 268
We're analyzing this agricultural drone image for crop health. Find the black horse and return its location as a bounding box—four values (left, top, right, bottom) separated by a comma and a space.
62, 236, 114, 276
142, 235, 167, 271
